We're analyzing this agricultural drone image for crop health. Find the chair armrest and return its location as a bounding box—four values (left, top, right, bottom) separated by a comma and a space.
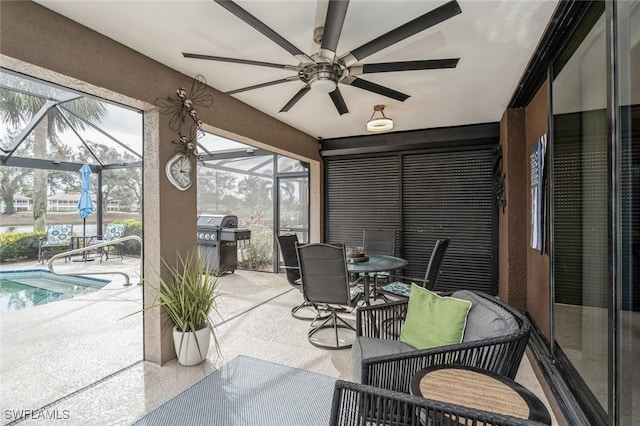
355, 300, 408, 338
387, 274, 427, 283
330, 380, 546, 426
383, 274, 435, 290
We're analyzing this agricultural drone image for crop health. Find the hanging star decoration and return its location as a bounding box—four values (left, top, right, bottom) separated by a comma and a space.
154, 75, 213, 158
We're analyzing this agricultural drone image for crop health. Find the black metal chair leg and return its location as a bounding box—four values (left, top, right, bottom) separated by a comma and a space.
307, 312, 356, 350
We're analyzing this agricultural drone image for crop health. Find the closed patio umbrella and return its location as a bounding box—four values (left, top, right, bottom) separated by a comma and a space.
77, 164, 95, 260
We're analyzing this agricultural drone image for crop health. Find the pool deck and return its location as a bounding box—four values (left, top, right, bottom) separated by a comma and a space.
0, 257, 557, 425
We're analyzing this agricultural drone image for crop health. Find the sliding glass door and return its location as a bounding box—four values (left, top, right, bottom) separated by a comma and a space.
551, 5, 609, 419
551, 2, 640, 423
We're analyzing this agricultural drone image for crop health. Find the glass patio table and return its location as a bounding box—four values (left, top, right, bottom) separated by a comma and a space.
347, 255, 408, 304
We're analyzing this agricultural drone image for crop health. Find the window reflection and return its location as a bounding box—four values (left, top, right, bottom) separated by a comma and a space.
616, 1, 640, 424
552, 10, 608, 413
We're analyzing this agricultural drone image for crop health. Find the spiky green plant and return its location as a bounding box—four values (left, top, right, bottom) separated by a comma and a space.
140, 251, 221, 361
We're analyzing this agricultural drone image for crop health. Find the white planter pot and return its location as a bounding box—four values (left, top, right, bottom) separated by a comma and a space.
172, 326, 211, 366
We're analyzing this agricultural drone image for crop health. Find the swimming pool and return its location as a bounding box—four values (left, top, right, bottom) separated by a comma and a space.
0, 269, 110, 314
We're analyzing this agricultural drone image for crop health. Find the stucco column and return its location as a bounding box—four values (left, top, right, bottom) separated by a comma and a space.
498, 108, 527, 310
143, 112, 198, 364
308, 160, 323, 243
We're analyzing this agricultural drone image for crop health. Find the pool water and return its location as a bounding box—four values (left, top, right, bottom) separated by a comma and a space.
0, 269, 110, 314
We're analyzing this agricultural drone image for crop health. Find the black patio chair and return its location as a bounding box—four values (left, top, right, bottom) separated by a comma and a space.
362, 229, 397, 289
296, 242, 362, 349
377, 238, 449, 299
276, 233, 320, 321
363, 229, 396, 257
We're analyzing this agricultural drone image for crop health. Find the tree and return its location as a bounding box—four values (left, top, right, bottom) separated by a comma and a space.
0, 168, 31, 215
197, 168, 237, 212
0, 132, 32, 214
103, 168, 142, 213
237, 176, 272, 217
81, 144, 143, 214
0, 76, 106, 230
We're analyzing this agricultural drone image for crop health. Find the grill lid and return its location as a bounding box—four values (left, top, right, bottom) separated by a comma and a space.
197, 214, 238, 229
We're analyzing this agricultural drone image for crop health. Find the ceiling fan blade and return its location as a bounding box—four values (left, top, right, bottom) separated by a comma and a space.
353, 58, 459, 74
319, 0, 350, 62
183, 53, 296, 70
214, 0, 312, 63
340, 0, 462, 67
329, 87, 349, 115
226, 77, 298, 95
280, 86, 311, 112
342, 77, 409, 102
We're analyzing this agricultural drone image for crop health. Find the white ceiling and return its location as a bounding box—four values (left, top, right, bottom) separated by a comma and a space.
36, 0, 559, 140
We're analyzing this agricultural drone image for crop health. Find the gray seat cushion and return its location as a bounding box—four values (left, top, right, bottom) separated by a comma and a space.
452, 290, 520, 342
352, 336, 415, 383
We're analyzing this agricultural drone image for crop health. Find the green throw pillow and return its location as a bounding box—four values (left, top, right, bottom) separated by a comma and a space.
399, 284, 472, 350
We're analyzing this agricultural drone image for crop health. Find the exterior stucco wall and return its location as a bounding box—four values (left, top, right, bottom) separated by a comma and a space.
0, 0, 320, 363
498, 82, 550, 335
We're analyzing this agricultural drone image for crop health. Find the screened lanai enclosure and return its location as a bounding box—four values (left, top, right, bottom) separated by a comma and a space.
197, 133, 310, 271
0, 68, 144, 239
0, 68, 309, 272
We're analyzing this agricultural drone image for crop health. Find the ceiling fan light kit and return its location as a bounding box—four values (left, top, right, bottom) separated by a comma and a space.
305, 62, 340, 93
311, 78, 337, 93
367, 105, 393, 133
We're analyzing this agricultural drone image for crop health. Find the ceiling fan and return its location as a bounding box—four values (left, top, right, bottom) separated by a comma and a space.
183, 0, 462, 115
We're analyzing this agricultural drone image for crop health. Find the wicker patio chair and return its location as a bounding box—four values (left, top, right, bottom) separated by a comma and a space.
352, 290, 531, 390
330, 380, 549, 426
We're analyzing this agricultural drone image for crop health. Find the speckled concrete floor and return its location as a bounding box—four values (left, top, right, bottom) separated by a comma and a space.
0, 258, 556, 425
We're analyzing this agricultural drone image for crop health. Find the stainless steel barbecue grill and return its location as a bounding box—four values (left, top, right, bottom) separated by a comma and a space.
196, 214, 251, 274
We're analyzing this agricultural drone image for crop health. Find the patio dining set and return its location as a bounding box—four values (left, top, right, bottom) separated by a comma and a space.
274, 230, 551, 426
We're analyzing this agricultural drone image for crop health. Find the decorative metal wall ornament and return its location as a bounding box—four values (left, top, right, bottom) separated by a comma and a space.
171, 133, 199, 159
154, 74, 213, 158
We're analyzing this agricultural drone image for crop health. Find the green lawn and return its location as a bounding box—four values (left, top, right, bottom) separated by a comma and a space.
0, 211, 141, 227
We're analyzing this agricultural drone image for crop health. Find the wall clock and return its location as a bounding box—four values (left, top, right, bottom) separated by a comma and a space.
165, 153, 192, 191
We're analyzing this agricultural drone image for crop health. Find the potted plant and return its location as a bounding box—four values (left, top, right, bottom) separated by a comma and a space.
144, 251, 221, 366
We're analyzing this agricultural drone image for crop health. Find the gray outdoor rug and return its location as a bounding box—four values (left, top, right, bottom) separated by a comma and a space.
132, 355, 337, 426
